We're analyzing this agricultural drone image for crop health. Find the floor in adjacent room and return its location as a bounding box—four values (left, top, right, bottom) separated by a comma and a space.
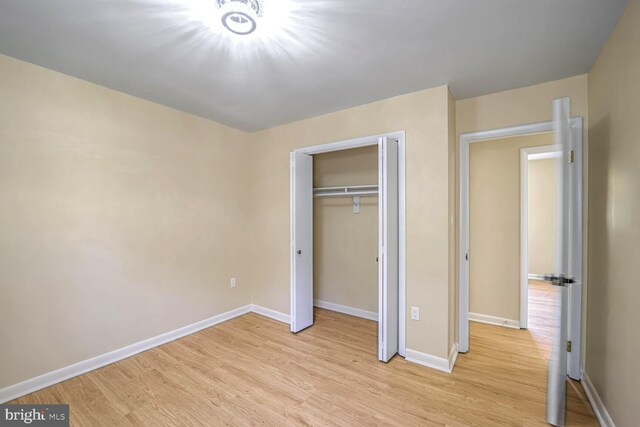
13, 288, 597, 426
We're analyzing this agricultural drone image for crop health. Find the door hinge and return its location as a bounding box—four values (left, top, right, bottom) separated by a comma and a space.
567, 340, 572, 352
569, 150, 574, 164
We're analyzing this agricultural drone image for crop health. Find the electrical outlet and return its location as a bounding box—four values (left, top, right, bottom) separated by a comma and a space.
230, 278, 236, 288
411, 307, 420, 320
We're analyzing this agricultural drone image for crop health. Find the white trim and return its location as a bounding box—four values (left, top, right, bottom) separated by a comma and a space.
398, 135, 407, 358
405, 344, 458, 374
520, 144, 562, 330
582, 372, 616, 427
293, 132, 390, 155
314, 300, 378, 321
520, 149, 529, 330
250, 304, 291, 324
0, 305, 253, 404
469, 312, 520, 329
292, 131, 407, 358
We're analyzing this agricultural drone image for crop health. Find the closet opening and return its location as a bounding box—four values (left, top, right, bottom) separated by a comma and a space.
290, 132, 406, 362
313, 146, 379, 324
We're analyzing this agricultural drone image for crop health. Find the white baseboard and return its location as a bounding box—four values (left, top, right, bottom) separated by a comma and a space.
582, 372, 616, 427
313, 299, 378, 321
250, 304, 291, 324
469, 312, 520, 329
405, 343, 458, 374
0, 304, 253, 404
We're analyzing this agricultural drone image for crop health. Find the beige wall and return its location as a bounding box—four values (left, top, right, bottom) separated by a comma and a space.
456, 74, 589, 135
528, 158, 558, 275
0, 54, 457, 388
587, 0, 640, 424
469, 133, 553, 321
0, 54, 252, 388
249, 86, 455, 359
313, 147, 378, 313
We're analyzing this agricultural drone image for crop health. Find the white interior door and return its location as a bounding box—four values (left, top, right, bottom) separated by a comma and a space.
546, 97, 574, 426
567, 121, 583, 381
290, 152, 314, 333
378, 137, 399, 362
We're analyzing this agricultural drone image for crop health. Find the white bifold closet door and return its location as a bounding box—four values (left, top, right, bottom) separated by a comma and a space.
290, 152, 314, 333
378, 137, 399, 362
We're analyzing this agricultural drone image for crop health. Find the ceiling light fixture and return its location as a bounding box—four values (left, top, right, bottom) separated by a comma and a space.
217, 0, 262, 35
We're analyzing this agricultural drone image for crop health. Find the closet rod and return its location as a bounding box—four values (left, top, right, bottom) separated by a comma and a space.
314, 191, 378, 198
314, 185, 377, 191
313, 184, 378, 198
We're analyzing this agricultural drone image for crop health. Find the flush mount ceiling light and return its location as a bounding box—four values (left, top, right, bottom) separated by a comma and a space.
217, 0, 263, 35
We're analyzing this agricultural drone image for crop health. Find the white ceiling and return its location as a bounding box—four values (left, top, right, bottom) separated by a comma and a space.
0, 0, 627, 131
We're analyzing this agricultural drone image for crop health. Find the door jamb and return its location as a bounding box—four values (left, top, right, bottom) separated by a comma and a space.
290, 131, 407, 357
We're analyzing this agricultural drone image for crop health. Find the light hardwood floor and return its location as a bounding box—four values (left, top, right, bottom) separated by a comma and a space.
12, 285, 596, 426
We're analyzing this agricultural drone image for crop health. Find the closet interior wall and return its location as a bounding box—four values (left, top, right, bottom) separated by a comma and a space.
313, 146, 379, 315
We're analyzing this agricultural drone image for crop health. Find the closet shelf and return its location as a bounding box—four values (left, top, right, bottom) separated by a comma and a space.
313, 185, 378, 198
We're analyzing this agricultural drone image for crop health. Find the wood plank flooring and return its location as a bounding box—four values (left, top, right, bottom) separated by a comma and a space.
12, 285, 597, 426
527, 280, 561, 357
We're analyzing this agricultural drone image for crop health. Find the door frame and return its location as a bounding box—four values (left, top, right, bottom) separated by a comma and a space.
519, 144, 562, 330
458, 119, 583, 379
290, 131, 407, 357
